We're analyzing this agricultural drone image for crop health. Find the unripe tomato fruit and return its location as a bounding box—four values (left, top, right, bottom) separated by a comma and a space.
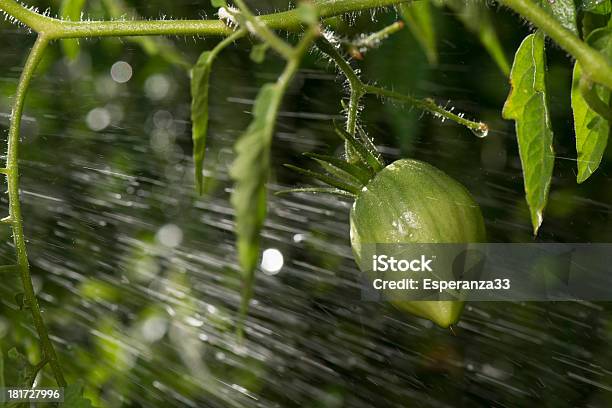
349, 159, 486, 327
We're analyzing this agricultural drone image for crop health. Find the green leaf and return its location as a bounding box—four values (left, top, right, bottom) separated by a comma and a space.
211, 0, 227, 7
60, 0, 87, 60
275, 187, 355, 197
334, 127, 384, 173
503, 31, 555, 235
572, 28, 612, 183
62, 382, 94, 408
191, 51, 214, 195
191, 30, 244, 194
581, 12, 610, 40
580, 0, 612, 15
573, 63, 610, 182
356, 126, 384, 165
229, 83, 284, 307
309, 159, 363, 188
540, 0, 578, 35
399, 1, 437, 65
586, 26, 612, 86
438, 0, 510, 75
303, 152, 373, 185
282, 164, 361, 195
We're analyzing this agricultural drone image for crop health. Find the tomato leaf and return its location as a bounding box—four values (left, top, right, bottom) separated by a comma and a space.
580, 0, 611, 15
540, 0, 578, 35
572, 27, 612, 183
191, 51, 215, 195
229, 83, 284, 310
572, 63, 610, 183
436, 0, 509, 75
283, 164, 360, 195
275, 187, 355, 197
399, 1, 437, 65
503, 31, 554, 235
62, 382, 94, 408
60, 0, 87, 60
334, 127, 384, 173
191, 31, 244, 194
303, 152, 373, 185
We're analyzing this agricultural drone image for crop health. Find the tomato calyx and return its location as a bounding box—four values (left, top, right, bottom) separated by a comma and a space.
277, 126, 385, 198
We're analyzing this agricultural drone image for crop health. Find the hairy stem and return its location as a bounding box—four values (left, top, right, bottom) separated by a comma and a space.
4, 35, 66, 387
499, 0, 612, 90
364, 85, 488, 134
0, 0, 408, 39
316, 36, 487, 136
346, 90, 363, 136
348, 20, 405, 57
316, 37, 364, 161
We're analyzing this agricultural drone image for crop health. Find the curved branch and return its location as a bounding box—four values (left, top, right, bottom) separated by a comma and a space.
0, 0, 408, 39
315, 37, 365, 161
4, 35, 66, 387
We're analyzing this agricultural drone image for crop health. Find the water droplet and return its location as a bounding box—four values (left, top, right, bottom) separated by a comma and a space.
261, 248, 284, 275
471, 123, 489, 138
185, 315, 204, 327
141, 316, 168, 342
144, 74, 172, 100
110, 61, 133, 83
86, 107, 111, 131
156, 224, 183, 248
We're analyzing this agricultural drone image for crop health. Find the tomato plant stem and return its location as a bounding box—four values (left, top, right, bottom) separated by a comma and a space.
0, 0, 408, 39
364, 85, 489, 135
4, 35, 66, 387
316, 36, 487, 135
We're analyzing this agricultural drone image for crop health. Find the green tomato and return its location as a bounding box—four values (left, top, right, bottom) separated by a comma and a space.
350, 159, 486, 327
